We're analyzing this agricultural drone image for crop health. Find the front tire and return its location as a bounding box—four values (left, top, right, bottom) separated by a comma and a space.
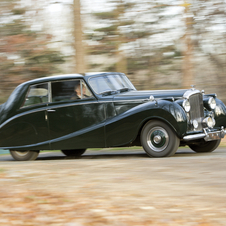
61, 149, 86, 157
10, 150, 39, 161
189, 139, 221, 153
141, 120, 180, 157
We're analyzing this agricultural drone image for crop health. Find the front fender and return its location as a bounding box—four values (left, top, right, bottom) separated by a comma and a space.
213, 98, 226, 128
105, 100, 187, 147
148, 100, 188, 137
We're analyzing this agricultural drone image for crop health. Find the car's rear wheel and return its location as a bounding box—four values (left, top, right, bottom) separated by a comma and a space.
141, 120, 180, 157
189, 139, 221, 153
61, 149, 86, 157
10, 150, 39, 161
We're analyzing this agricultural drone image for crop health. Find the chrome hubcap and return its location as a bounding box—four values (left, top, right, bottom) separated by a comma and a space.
153, 135, 162, 144
147, 127, 169, 152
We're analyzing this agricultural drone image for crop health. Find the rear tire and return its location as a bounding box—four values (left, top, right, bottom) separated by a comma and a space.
10, 150, 39, 161
61, 149, 86, 157
141, 120, 180, 157
189, 139, 221, 153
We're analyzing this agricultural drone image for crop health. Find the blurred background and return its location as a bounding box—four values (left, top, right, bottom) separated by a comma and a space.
1, 0, 226, 103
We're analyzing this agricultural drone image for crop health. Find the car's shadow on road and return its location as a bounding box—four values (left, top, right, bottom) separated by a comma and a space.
37, 152, 149, 161
36, 149, 198, 161
1, 148, 222, 161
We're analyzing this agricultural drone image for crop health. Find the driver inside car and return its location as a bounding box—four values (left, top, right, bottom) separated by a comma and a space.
71, 82, 89, 100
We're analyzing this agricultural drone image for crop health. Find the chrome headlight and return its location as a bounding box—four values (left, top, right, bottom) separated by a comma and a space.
208, 97, 216, 110
203, 117, 216, 128
183, 99, 191, 112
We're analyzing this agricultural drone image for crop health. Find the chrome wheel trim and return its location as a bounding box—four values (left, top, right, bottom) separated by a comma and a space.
14, 151, 30, 156
147, 126, 169, 152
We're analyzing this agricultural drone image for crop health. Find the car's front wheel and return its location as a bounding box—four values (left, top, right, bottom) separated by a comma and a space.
10, 150, 40, 161
189, 139, 221, 153
141, 120, 180, 157
61, 149, 86, 157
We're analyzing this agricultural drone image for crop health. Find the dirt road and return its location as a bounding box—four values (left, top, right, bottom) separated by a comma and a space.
0, 148, 226, 225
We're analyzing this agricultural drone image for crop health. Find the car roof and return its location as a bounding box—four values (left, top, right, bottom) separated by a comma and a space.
23, 72, 121, 86
24, 74, 84, 85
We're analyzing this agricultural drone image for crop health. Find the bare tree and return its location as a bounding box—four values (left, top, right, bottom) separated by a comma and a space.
73, 0, 85, 73
182, 1, 194, 88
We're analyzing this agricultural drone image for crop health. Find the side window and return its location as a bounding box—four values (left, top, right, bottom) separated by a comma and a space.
81, 81, 93, 98
22, 83, 49, 108
51, 80, 93, 102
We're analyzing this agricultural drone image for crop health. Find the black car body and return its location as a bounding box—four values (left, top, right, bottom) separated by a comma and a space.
0, 72, 225, 160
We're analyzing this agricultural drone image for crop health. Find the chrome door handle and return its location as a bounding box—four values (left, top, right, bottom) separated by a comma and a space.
47, 109, 56, 112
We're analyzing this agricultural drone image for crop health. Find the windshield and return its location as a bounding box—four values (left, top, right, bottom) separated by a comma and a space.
89, 74, 136, 95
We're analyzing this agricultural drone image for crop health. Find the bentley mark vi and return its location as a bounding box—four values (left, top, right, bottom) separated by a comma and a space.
0, 72, 225, 160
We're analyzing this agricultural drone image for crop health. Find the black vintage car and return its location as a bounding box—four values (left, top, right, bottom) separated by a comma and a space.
0, 72, 225, 161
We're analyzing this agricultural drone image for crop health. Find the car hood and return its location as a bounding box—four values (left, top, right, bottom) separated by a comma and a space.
113, 89, 188, 101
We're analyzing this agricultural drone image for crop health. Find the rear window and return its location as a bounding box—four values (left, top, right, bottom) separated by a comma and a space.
22, 83, 49, 108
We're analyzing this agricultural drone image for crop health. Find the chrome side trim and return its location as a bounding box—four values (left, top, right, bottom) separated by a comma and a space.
48, 82, 52, 103
113, 99, 147, 103
47, 100, 99, 109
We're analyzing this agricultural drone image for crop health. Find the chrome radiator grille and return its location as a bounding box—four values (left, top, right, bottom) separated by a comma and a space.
189, 93, 204, 131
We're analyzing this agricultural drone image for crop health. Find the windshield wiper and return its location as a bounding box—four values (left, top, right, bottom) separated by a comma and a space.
118, 87, 131, 93
100, 90, 117, 96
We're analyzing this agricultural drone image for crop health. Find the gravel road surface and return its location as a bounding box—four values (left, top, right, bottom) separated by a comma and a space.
0, 147, 226, 226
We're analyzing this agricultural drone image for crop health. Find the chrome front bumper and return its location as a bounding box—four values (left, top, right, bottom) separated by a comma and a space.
183, 127, 226, 142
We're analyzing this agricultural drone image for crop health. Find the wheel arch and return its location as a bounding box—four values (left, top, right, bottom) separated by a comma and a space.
135, 100, 187, 142
132, 116, 182, 146
106, 100, 187, 147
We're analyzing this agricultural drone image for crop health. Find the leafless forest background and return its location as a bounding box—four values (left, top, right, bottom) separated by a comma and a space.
1, 0, 226, 103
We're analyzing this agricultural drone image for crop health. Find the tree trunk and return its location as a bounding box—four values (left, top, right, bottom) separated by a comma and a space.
182, 2, 194, 88
73, 0, 85, 73
115, 0, 127, 74
116, 48, 127, 74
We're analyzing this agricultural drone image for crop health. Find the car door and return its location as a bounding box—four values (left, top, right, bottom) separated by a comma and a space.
47, 79, 106, 150
0, 82, 50, 149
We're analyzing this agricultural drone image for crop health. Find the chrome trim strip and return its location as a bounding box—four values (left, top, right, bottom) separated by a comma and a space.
47, 100, 98, 109
48, 82, 52, 103
98, 99, 147, 104
114, 99, 146, 103
99, 98, 177, 104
